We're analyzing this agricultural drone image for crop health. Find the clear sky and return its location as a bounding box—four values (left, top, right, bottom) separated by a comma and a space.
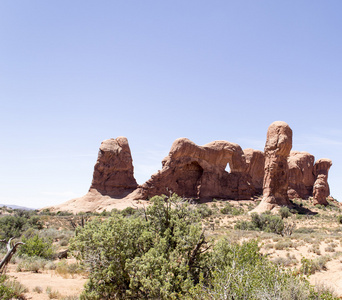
1, 1, 341, 208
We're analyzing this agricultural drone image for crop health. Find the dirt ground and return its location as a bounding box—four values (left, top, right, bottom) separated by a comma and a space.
6, 259, 87, 299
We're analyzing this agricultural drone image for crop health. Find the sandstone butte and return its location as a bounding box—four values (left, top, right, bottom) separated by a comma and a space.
48, 121, 333, 213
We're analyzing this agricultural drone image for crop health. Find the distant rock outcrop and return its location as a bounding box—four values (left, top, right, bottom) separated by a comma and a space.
287, 151, 315, 199
313, 158, 332, 205
45, 122, 333, 213
253, 121, 293, 212
133, 138, 254, 200
90, 137, 138, 197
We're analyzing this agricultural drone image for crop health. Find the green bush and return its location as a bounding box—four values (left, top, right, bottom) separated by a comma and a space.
196, 204, 213, 218
18, 234, 54, 259
191, 239, 335, 300
235, 213, 284, 235
279, 206, 291, 219
71, 194, 209, 299
0, 216, 28, 239
120, 206, 136, 217
0, 275, 27, 299
300, 256, 330, 275
0, 276, 17, 299
220, 203, 243, 215
70, 194, 338, 299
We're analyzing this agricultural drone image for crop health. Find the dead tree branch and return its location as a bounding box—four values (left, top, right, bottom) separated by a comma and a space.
0, 238, 25, 274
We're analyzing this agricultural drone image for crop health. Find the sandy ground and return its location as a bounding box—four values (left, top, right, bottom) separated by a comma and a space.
6, 262, 87, 299
310, 259, 342, 296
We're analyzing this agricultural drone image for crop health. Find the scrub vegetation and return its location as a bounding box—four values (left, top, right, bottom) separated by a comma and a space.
1, 196, 342, 299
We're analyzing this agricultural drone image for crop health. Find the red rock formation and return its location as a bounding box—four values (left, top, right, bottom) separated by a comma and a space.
287, 151, 315, 199
90, 137, 138, 197
313, 158, 332, 205
244, 148, 265, 195
133, 138, 254, 200
253, 121, 293, 212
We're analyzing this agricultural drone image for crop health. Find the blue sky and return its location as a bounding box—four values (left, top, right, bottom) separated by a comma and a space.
1, 1, 341, 208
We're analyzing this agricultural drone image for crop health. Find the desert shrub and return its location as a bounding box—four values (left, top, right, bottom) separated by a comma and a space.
235, 212, 284, 235
337, 215, 342, 224
196, 204, 213, 218
0, 275, 28, 299
325, 245, 336, 253
0, 215, 28, 239
300, 256, 330, 275
33, 286, 43, 293
56, 260, 83, 278
272, 255, 297, 267
220, 203, 243, 215
234, 220, 252, 230
316, 204, 327, 211
70, 194, 338, 299
71, 194, 209, 299
120, 206, 135, 217
274, 239, 293, 250
46, 286, 61, 299
294, 227, 316, 234
0, 275, 17, 299
309, 244, 321, 255
56, 211, 73, 216
16, 256, 48, 272
191, 239, 334, 300
18, 234, 54, 259
59, 239, 69, 247
279, 206, 291, 219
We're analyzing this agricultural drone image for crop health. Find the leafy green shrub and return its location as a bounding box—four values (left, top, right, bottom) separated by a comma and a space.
0, 275, 17, 299
221, 203, 243, 215
18, 234, 54, 259
120, 206, 136, 217
191, 239, 334, 300
274, 239, 293, 250
300, 256, 330, 275
235, 213, 284, 235
279, 206, 291, 219
234, 220, 252, 230
0, 215, 28, 239
71, 194, 209, 299
196, 204, 213, 218
0, 275, 28, 299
